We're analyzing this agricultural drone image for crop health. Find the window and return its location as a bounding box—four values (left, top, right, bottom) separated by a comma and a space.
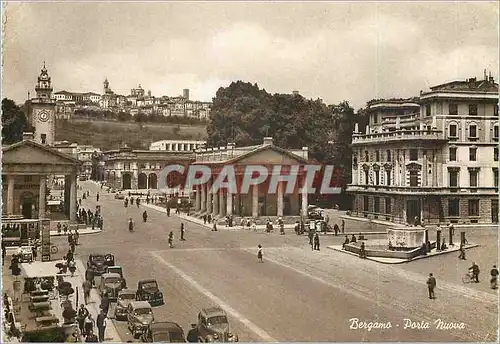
495, 148, 499, 161
375, 151, 380, 162
364, 151, 369, 162
41, 134, 46, 144
468, 104, 478, 116
448, 199, 459, 217
124, 162, 131, 170
409, 149, 418, 161
425, 104, 431, 117
374, 197, 380, 214
469, 170, 478, 187
409, 171, 419, 187
468, 200, 479, 217
386, 150, 391, 162
449, 103, 458, 115
449, 124, 458, 138
494, 168, 498, 188
374, 170, 380, 185
386, 170, 391, 186
373, 113, 378, 124
449, 147, 457, 161
385, 197, 391, 214
469, 124, 477, 139
364, 170, 369, 185
469, 147, 477, 161
363, 196, 369, 211
449, 170, 459, 187
494, 125, 499, 140
495, 104, 499, 116
24, 175, 32, 183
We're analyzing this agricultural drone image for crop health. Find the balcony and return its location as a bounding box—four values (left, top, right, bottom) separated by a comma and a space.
347, 184, 498, 195
352, 129, 447, 145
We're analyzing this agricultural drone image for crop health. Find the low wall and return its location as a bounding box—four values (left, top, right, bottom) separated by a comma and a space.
344, 242, 436, 260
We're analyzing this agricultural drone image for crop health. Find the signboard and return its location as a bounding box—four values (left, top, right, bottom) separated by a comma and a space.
40, 219, 51, 262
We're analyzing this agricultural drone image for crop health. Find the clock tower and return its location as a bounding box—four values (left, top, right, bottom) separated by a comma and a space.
30, 63, 56, 146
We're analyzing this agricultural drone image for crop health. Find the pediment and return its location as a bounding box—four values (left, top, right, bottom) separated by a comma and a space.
2, 140, 81, 166
406, 162, 422, 171
232, 146, 306, 165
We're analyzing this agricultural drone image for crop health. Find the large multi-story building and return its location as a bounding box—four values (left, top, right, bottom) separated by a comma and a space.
149, 140, 206, 152
348, 73, 498, 225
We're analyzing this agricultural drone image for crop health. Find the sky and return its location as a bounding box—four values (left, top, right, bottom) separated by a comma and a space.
2, 1, 498, 109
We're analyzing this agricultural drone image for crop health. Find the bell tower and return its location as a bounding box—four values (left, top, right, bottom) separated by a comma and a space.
30, 63, 56, 146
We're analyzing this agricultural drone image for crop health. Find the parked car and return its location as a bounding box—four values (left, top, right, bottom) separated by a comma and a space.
136, 279, 164, 307
86, 253, 115, 276
127, 301, 154, 339
307, 205, 324, 220
98, 272, 123, 300
195, 307, 238, 342
115, 192, 125, 200
141, 321, 186, 342
105, 265, 127, 288
114, 289, 137, 321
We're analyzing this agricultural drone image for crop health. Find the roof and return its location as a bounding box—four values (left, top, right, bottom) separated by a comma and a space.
101, 272, 121, 279
2, 140, 81, 164
129, 301, 151, 309
150, 322, 183, 332
201, 307, 227, 317
118, 289, 136, 294
429, 79, 498, 93
138, 279, 158, 284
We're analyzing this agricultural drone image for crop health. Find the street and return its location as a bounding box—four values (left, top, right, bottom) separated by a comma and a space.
51, 181, 498, 342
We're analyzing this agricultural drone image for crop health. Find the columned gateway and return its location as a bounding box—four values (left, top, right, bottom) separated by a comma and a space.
2, 139, 81, 224
192, 138, 310, 222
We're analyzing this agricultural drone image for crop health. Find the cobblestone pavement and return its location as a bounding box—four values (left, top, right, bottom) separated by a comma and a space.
44, 181, 498, 342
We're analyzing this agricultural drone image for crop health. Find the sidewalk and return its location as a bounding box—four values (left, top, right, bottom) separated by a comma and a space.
19, 259, 121, 342
50, 228, 102, 237
327, 243, 479, 264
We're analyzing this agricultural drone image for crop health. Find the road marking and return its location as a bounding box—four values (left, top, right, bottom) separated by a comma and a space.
150, 251, 276, 342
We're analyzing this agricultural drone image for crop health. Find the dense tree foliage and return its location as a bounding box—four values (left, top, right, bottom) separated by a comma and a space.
206, 81, 360, 187
2, 98, 28, 145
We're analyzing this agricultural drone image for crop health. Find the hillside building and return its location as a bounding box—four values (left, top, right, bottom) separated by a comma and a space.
149, 140, 206, 152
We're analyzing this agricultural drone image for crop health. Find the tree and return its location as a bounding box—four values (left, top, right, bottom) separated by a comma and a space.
2, 98, 28, 145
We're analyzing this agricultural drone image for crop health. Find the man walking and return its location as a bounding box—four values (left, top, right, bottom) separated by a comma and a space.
96, 310, 107, 342
100, 293, 110, 316
341, 220, 345, 234
168, 231, 174, 248
84, 314, 95, 337
96, 193, 99, 202
313, 233, 320, 251
426, 273, 436, 299
77, 304, 89, 335
83, 279, 92, 304
180, 223, 186, 241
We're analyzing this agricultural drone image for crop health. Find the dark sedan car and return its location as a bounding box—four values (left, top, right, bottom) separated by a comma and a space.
86, 253, 115, 276
141, 321, 186, 342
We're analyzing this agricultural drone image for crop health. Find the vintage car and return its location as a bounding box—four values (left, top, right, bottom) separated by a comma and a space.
141, 321, 186, 342
195, 307, 238, 342
18, 246, 34, 263
307, 205, 324, 220
98, 272, 123, 300
87, 253, 115, 276
105, 266, 127, 288
127, 301, 154, 339
114, 289, 137, 321
136, 279, 164, 307
114, 192, 125, 200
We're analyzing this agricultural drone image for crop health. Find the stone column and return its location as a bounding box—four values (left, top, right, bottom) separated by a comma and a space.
69, 174, 77, 222
226, 191, 233, 216
38, 175, 46, 219
277, 182, 284, 217
213, 189, 219, 216
206, 181, 212, 214
195, 185, 201, 211
219, 189, 225, 216
252, 185, 259, 218
301, 177, 308, 218
201, 184, 206, 212
7, 175, 15, 215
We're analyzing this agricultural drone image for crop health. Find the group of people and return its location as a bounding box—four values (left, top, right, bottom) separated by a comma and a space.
76, 304, 108, 342
76, 207, 104, 231
123, 196, 140, 208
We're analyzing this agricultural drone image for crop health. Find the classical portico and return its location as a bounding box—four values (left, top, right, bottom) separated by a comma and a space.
2, 139, 82, 225
192, 138, 310, 222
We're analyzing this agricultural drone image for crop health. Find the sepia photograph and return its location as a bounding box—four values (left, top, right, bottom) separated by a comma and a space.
1, 1, 498, 342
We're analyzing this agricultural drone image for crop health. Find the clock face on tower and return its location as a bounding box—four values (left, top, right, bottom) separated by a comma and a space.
38, 111, 49, 122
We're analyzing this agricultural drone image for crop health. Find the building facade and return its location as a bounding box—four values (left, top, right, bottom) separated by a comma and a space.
149, 140, 206, 152
348, 74, 499, 225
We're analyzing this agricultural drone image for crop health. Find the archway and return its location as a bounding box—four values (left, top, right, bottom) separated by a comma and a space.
148, 173, 158, 189
20, 192, 34, 219
138, 173, 148, 189
122, 173, 132, 190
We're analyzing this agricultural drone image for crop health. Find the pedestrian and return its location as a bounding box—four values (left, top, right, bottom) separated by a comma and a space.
99, 217, 103, 231
168, 231, 174, 248
257, 244, 263, 263
2, 245, 5, 266
68, 260, 77, 277
100, 292, 110, 316
203, 214, 207, 224
75, 230, 80, 245
342, 235, 350, 249
57, 222, 62, 233
308, 230, 314, 248
180, 223, 186, 241
341, 220, 345, 233
31, 245, 37, 262
66, 250, 74, 264
167, 206, 171, 217
333, 223, 339, 236
469, 262, 480, 283
136, 198, 140, 207
96, 311, 107, 342
313, 233, 320, 251
82, 280, 92, 304
426, 273, 436, 299
490, 265, 499, 289
213, 223, 218, 232
350, 234, 357, 243
96, 193, 99, 202
77, 304, 89, 335
207, 214, 212, 224
359, 242, 367, 258
458, 244, 466, 260
84, 314, 95, 337
85, 330, 98, 343
85, 268, 95, 287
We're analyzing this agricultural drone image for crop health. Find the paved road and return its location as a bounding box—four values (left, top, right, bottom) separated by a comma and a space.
50, 181, 497, 342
